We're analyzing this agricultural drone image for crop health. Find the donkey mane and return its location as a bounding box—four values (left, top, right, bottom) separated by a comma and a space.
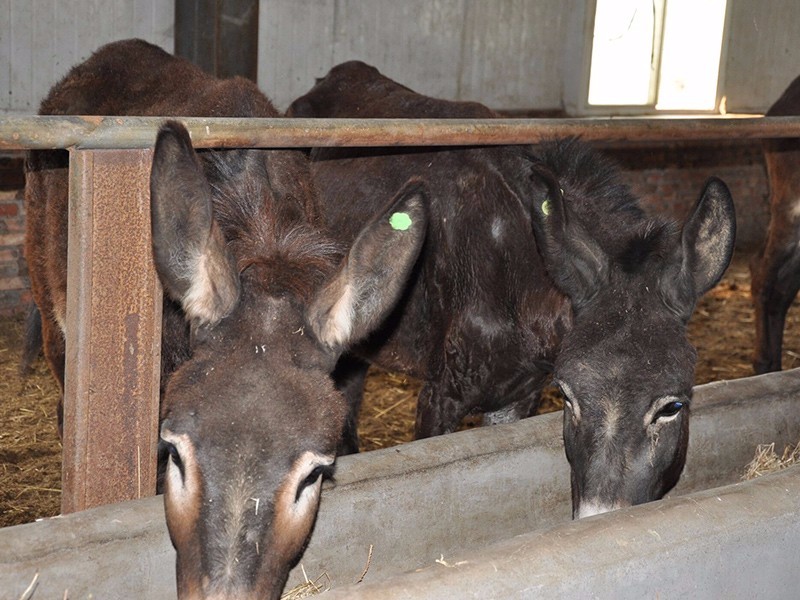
203, 150, 342, 301
617, 221, 679, 275
536, 138, 679, 274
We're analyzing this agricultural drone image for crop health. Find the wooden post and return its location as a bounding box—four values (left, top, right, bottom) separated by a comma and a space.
62, 148, 162, 513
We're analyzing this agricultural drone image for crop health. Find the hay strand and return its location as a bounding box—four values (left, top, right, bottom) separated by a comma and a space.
743, 440, 800, 480
280, 565, 330, 599
5, 253, 800, 526
17, 572, 38, 600
355, 544, 373, 584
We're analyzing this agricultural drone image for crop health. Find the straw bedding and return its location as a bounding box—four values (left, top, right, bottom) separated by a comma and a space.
2, 252, 798, 527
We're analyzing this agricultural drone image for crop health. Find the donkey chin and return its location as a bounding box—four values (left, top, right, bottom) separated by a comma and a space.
574, 499, 626, 519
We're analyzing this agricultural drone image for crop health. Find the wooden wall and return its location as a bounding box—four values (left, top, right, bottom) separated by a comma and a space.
0, 0, 173, 115
2, 0, 799, 115
175, 0, 259, 81
722, 0, 800, 113
258, 0, 800, 114
257, 0, 570, 112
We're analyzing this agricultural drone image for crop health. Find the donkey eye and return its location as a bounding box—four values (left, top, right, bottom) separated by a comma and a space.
294, 464, 331, 502
554, 380, 574, 409
654, 401, 684, 422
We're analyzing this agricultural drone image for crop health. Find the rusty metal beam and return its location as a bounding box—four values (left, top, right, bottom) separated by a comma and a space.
3, 115, 800, 151
63, 148, 162, 513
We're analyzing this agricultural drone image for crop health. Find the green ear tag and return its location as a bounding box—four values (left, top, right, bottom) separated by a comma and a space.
389, 212, 412, 231
541, 199, 552, 217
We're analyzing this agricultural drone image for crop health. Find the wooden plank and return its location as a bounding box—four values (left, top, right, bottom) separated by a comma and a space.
176, 0, 258, 80
1, 0, 174, 115
175, 0, 218, 76
460, 0, 566, 110
257, 0, 336, 109
7, 0, 34, 113
331, 0, 466, 100
62, 148, 162, 513
218, 0, 259, 80
723, 0, 800, 113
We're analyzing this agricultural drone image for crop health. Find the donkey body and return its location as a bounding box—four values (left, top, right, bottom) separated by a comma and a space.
750, 75, 800, 374
289, 61, 736, 517
26, 41, 426, 599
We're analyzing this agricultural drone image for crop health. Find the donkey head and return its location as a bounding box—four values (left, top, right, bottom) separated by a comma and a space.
530, 151, 735, 519
150, 122, 427, 599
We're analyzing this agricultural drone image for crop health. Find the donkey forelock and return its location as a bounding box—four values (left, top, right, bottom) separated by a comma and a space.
203, 149, 343, 302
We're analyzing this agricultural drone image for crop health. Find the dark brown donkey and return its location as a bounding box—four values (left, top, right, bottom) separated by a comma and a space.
25, 42, 426, 599
289, 61, 736, 518
750, 75, 800, 374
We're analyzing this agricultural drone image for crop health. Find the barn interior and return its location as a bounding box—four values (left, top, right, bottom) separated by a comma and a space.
2, 1, 800, 598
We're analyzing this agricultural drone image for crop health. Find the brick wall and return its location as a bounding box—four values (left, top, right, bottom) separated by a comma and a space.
607, 139, 769, 251
0, 141, 771, 317
0, 187, 30, 317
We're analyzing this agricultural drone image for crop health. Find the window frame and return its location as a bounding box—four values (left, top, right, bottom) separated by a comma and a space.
568, 0, 731, 117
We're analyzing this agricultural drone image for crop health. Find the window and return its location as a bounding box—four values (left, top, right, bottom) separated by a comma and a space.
587, 0, 728, 112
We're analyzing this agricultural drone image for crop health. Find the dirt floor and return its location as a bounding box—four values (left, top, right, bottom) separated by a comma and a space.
2, 250, 799, 528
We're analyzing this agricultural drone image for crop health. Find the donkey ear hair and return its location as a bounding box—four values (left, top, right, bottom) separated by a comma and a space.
659, 177, 736, 321
680, 177, 736, 296
308, 178, 428, 351
528, 167, 608, 309
150, 121, 240, 325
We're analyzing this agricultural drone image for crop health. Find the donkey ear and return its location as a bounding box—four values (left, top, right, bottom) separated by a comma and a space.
661, 177, 735, 319
308, 178, 428, 351
529, 166, 608, 308
150, 121, 240, 325
679, 177, 736, 295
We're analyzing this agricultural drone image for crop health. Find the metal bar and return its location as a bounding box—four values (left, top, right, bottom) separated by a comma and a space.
63, 148, 162, 513
3, 114, 800, 151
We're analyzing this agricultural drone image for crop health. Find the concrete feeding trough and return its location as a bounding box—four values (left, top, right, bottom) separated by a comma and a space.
3, 369, 800, 599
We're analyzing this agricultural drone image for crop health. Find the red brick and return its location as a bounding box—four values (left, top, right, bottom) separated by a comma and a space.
0, 276, 28, 291
0, 248, 17, 262
0, 202, 19, 216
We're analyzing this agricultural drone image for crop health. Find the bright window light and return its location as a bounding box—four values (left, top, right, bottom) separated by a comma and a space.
656, 0, 727, 110
587, 0, 728, 111
588, 0, 659, 106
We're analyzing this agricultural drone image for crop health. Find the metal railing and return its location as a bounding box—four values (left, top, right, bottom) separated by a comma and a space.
4, 114, 800, 151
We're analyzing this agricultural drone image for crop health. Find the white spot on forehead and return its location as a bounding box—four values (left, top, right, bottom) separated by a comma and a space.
791, 197, 800, 220
602, 400, 619, 441
491, 217, 505, 241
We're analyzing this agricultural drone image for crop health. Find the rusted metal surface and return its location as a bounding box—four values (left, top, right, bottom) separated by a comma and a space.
4, 115, 800, 151
63, 148, 162, 513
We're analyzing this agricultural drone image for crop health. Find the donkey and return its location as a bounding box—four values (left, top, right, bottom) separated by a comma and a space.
750, 74, 800, 374
25, 41, 426, 599
289, 61, 736, 518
